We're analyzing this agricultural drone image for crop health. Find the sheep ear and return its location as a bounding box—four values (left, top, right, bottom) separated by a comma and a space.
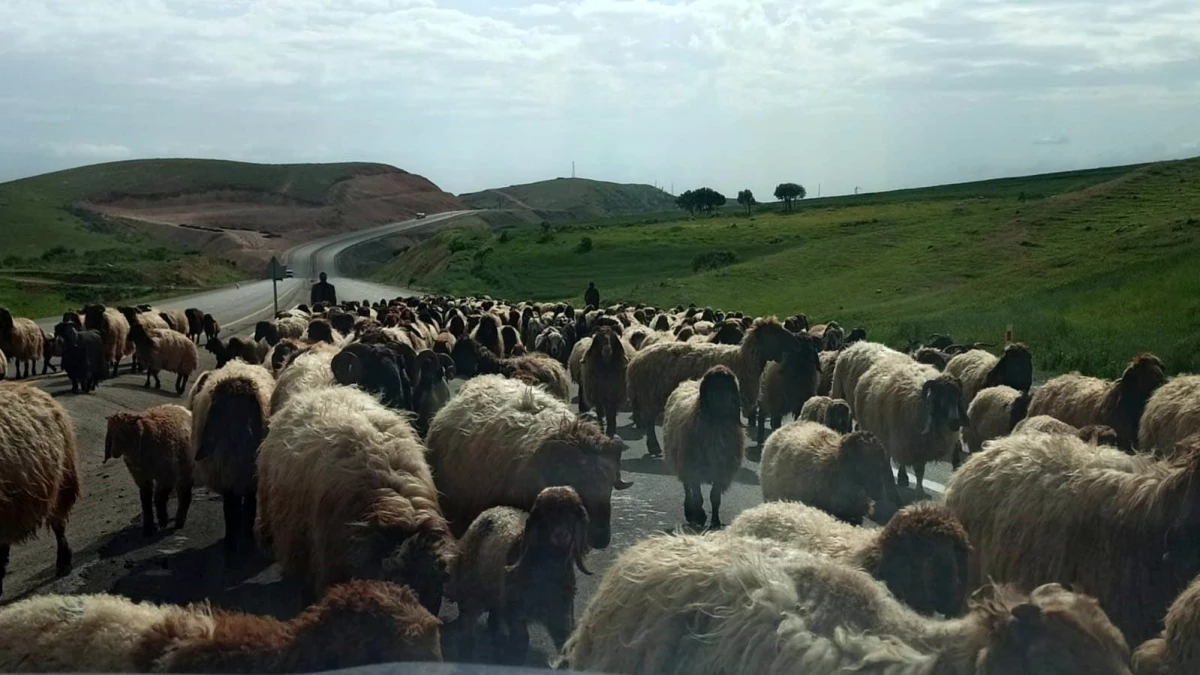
331, 351, 363, 385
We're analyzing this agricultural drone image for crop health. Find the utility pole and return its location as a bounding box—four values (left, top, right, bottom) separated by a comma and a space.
572, 161, 575, 178
267, 256, 283, 315
818, 183, 821, 198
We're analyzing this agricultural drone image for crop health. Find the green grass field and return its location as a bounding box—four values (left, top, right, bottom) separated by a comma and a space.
374, 158, 1200, 377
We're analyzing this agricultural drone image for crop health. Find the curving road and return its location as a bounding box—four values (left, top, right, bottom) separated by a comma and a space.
4, 210, 952, 667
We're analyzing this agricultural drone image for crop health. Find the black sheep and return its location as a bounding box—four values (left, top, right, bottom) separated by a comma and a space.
55, 322, 105, 394
330, 343, 413, 411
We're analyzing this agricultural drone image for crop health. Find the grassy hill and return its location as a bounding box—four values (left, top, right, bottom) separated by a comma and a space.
458, 177, 677, 224
373, 158, 1200, 377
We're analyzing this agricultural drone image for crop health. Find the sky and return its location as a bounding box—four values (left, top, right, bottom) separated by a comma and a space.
1, 0, 1198, 198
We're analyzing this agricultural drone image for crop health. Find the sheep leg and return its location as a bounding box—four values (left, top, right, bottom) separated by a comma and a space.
771, 414, 782, 430
914, 463, 926, 494
545, 599, 574, 650
507, 620, 531, 665
175, 483, 192, 529
176, 372, 189, 395
51, 522, 71, 577
605, 407, 618, 439
153, 370, 162, 390
154, 486, 172, 530
756, 409, 766, 444
645, 423, 662, 457
896, 464, 910, 487
708, 484, 724, 530
143, 370, 152, 388
139, 482, 157, 536
577, 392, 588, 414
0, 544, 10, 597
685, 482, 706, 527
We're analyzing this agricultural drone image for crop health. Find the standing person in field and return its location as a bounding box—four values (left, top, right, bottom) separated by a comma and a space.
311, 272, 337, 306
584, 281, 600, 309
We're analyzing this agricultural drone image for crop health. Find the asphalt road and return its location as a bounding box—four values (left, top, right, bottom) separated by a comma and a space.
2, 211, 951, 667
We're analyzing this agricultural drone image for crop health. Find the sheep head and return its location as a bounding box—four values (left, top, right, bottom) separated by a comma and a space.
967, 582, 1130, 674
449, 337, 485, 378
307, 319, 336, 344
872, 502, 971, 618
986, 343, 1034, 393
1105, 353, 1167, 450
747, 316, 801, 363
253, 321, 276, 344
825, 400, 853, 434
921, 374, 966, 434
373, 528, 456, 617
509, 486, 593, 576
0, 307, 13, 334
1077, 424, 1119, 448
531, 421, 631, 550
103, 412, 142, 462
846, 327, 868, 344
838, 430, 894, 522
709, 321, 744, 345
330, 312, 356, 336
914, 348, 950, 372
270, 339, 305, 373
698, 365, 742, 421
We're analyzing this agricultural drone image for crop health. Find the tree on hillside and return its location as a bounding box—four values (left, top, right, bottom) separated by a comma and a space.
774, 182, 807, 212
676, 189, 698, 215
737, 189, 756, 216
676, 187, 727, 215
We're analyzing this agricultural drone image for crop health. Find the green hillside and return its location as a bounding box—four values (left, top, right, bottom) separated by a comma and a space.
374, 159, 1200, 377
459, 177, 677, 223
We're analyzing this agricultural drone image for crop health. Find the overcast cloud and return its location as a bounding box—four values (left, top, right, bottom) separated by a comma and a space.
1, 0, 1198, 197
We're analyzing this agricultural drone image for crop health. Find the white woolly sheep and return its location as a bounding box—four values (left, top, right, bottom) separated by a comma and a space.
104, 405, 194, 536
1133, 574, 1200, 675
191, 360, 274, 554
945, 343, 1034, 403
759, 421, 898, 525
945, 431, 1200, 644
663, 366, 744, 530
727, 500, 971, 617
0, 307, 44, 380
0, 382, 79, 597
559, 532, 1131, 675
119, 306, 170, 373
797, 395, 853, 433
268, 344, 338, 411
963, 385, 1031, 454
1139, 375, 1200, 456
257, 385, 454, 612
0, 580, 441, 672
1028, 353, 1166, 451
854, 358, 966, 492
627, 316, 800, 456
81, 305, 131, 378
426, 374, 632, 547
829, 340, 907, 404
136, 327, 200, 394
448, 486, 592, 665
817, 349, 839, 396
568, 336, 592, 411
1012, 414, 1121, 445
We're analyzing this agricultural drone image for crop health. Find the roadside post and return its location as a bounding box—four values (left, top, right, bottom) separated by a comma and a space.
268, 256, 284, 316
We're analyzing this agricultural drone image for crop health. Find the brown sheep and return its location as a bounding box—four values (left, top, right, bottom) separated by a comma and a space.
450, 337, 570, 401
727, 500, 971, 617
158, 308, 190, 336
945, 343, 1034, 403
1133, 574, 1200, 675
798, 395, 853, 433
912, 347, 950, 371
184, 307, 204, 342
627, 316, 800, 456
472, 312, 505, 357
448, 487, 592, 665
816, 349, 839, 396
581, 326, 630, 437
946, 431, 1200, 644
202, 313, 220, 345
756, 334, 822, 443
0, 382, 79, 597
1139, 375, 1200, 456
205, 336, 260, 367
963, 385, 1031, 454
663, 366, 744, 530
1028, 353, 1167, 451
426, 375, 631, 546
500, 324, 523, 356
104, 405, 194, 536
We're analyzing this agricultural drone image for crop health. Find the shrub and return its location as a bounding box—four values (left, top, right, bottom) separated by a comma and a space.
576, 236, 593, 253
498, 230, 510, 244
692, 250, 738, 273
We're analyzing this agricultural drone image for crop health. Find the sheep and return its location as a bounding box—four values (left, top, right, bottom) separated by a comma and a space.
534, 326, 568, 365
755, 335, 821, 442
829, 339, 907, 404
1132, 575, 1200, 675
257, 385, 456, 611
726, 500, 971, 617
158, 308, 190, 335
264, 337, 307, 373
54, 323, 105, 394
707, 320, 743, 345
760, 421, 898, 525
0, 580, 442, 672
797, 395, 853, 433
448, 486, 592, 664
816, 349, 838, 395
412, 350, 451, 436
450, 336, 571, 401
254, 316, 308, 345
568, 336, 591, 411
627, 316, 800, 456
945, 343, 1034, 403
205, 335, 260, 367
501, 324, 523, 356
184, 307, 204, 342
854, 359, 966, 492
425, 374, 632, 546
581, 326, 630, 436
1011, 414, 1122, 444
202, 312, 220, 344
960, 383, 1027, 450
945, 432, 1200, 644
82, 304, 131, 378
663, 366, 744, 530
330, 342, 413, 411
913, 346, 950, 371
40, 329, 61, 375
269, 345, 337, 412
811, 320, 845, 351
0, 306, 44, 379
191, 361, 274, 554
306, 317, 342, 345
1139, 375, 1200, 456
128, 320, 199, 394
1028, 353, 1166, 451
104, 405, 194, 536
559, 532, 1131, 675
0, 382, 79, 597
846, 326, 868, 344
472, 311, 505, 357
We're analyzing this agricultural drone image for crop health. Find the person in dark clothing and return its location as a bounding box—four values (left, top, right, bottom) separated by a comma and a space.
584, 281, 600, 309
311, 272, 337, 306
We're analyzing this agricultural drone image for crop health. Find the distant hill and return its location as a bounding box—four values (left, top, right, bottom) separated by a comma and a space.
458, 177, 676, 224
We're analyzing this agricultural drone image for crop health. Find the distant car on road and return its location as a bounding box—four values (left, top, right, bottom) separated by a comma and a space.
284, 268, 294, 278
416, 212, 426, 219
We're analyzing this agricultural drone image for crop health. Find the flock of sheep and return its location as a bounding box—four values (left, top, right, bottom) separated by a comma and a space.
1, 296, 1200, 674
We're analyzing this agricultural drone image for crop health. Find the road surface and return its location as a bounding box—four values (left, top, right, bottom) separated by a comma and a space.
2, 211, 951, 666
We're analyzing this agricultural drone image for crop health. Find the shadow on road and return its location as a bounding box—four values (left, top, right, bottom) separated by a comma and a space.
107, 542, 279, 613
620, 456, 761, 486
107, 381, 188, 400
